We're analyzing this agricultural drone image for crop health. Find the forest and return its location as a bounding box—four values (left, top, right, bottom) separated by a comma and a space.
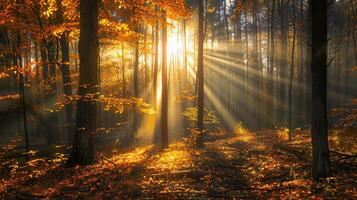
0, 0, 356, 199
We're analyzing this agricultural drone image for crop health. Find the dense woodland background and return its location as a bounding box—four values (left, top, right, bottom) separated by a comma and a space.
0, 0, 356, 199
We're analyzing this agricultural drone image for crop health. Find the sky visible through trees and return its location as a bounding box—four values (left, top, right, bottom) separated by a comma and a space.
0, 0, 356, 199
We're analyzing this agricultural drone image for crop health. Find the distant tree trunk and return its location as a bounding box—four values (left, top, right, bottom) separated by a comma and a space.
161, 11, 169, 150
269, 0, 276, 113
223, 0, 230, 41
299, 0, 304, 82
350, 0, 357, 65
278, 0, 288, 122
252, 0, 259, 70
196, 0, 204, 148
133, 24, 140, 138
16, 25, 29, 151
245, 10, 249, 72
134, 26, 139, 99
56, 0, 74, 142
304, 2, 312, 123
45, 39, 59, 145
47, 40, 57, 95
235, 10, 242, 61
344, 9, 351, 103
257, 9, 263, 71
143, 26, 148, 91
269, 0, 275, 74
297, 0, 304, 115
310, 0, 331, 180
352, 32, 357, 66
288, 0, 296, 140
13, 0, 29, 150
69, 0, 99, 165
121, 43, 126, 97
40, 43, 48, 82
153, 21, 159, 109
59, 35, 74, 142
183, 20, 187, 83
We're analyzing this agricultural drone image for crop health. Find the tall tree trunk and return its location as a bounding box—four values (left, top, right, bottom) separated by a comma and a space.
269, 0, 276, 124
196, 0, 204, 148
161, 11, 169, 150
350, 0, 357, 66
121, 43, 126, 97
143, 26, 148, 92
252, 0, 259, 70
183, 20, 187, 83
223, 0, 230, 41
278, 0, 288, 124
269, 0, 275, 73
304, 2, 312, 123
56, 0, 74, 142
13, 0, 29, 150
59, 35, 74, 142
288, 0, 296, 140
133, 24, 140, 139
153, 21, 159, 109
16, 24, 29, 151
310, 0, 331, 180
69, 0, 99, 165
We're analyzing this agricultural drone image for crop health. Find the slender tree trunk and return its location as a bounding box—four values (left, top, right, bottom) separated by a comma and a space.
153, 21, 159, 108
183, 20, 187, 83
69, 0, 99, 165
144, 26, 148, 91
196, 0, 204, 148
310, 0, 331, 180
278, 0, 288, 123
288, 0, 296, 140
121, 43, 126, 97
161, 11, 169, 150
56, 0, 73, 142
59, 35, 74, 142
350, 0, 357, 65
13, 0, 29, 150
133, 24, 140, 138
270, 0, 276, 70
16, 26, 29, 151
304, 2, 312, 123
223, 0, 230, 41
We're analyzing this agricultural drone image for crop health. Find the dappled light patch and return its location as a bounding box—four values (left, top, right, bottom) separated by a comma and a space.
112, 145, 154, 165
277, 127, 290, 140
148, 143, 193, 172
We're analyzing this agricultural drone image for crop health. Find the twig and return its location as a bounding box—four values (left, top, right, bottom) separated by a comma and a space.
327, 57, 335, 68
262, 170, 288, 182
100, 155, 118, 169
214, 186, 306, 194
15, 191, 48, 199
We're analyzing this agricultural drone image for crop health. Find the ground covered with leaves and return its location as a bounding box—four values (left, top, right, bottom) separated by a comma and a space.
0, 126, 356, 199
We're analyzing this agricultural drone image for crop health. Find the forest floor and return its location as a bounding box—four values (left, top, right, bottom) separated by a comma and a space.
0, 126, 356, 199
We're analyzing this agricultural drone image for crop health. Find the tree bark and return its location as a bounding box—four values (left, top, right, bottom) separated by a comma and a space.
56, 0, 74, 142
161, 11, 169, 150
310, 0, 331, 180
153, 21, 159, 109
288, 0, 296, 140
69, 0, 99, 165
196, 0, 204, 148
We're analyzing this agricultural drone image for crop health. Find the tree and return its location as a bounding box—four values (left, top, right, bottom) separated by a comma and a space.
69, 0, 99, 165
161, 10, 168, 150
288, 0, 296, 140
310, 0, 331, 180
196, 0, 204, 148
55, 0, 74, 142
278, 0, 288, 123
